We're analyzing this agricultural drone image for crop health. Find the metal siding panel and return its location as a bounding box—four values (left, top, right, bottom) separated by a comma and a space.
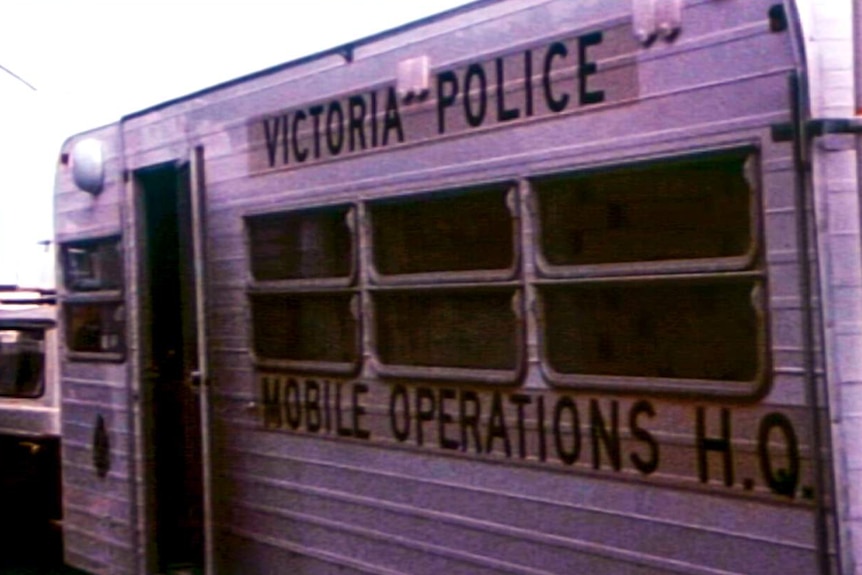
229, 503, 680, 575
64, 526, 136, 575
230, 468, 817, 573
215, 428, 821, 574
61, 366, 136, 574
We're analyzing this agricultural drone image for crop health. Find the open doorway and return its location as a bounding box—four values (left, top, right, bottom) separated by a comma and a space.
138, 164, 204, 574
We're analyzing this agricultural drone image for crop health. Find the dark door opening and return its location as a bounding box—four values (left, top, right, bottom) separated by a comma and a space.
139, 165, 204, 574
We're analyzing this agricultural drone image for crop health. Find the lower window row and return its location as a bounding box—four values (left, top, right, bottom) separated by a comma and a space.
250, 277, 764, 390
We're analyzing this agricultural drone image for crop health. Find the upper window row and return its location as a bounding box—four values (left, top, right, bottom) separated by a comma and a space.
246, 149, 764, 395
247, 150, 755, 284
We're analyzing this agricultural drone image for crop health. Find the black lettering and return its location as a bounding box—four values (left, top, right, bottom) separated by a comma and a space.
464, 63, 488, 128
309, 104, 325, 158
281, 113, 289, 165
352, 383, 370, 440
459, 389, 482, 454
590, 399, 621, 471
437, 70, 459, 134
371, 91, 379, 147
348, 95, 367, 151
524, 49, 534, 118
305, 379, 321, 433
554, 396, 581, 465
578, 31, 605, 105
389, 384, 410, 442
537, 395, 547, 462
696, 407, 734, 487
629, 400, 659, 475
335, 382, 352, 437
510, 394, 532, 459
415, 386, 436, 446
285, 378, 302, 430
543, 42, 570, 113
485, 391, 512, 457
438, 387, 459, 450
263, 116, 282, 168
758, 413, 800, 497
262, 376, 282, 428
326, 102, 345, 156
382, 87, 405, 146
292, 110, 309, 163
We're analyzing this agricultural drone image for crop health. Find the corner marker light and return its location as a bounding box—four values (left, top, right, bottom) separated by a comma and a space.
71, 138, 104, 195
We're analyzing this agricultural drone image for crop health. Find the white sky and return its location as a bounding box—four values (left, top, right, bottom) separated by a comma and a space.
0, 0, 473, 287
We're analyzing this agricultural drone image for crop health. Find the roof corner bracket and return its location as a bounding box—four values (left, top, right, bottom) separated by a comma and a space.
338, 45, 355, 64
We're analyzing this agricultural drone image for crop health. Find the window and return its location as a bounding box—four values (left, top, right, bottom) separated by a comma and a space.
368, 184, 523, 384
64, 302, 125, 355
250, 293, 357, 364
532, 149, 766, 396
540, 279, 762, 381
246, 148, 765, 396
247, 205, 359, 374
249, 206, 354, 283
0, 328, 46, 398
61, 237, 125, 360
533, 150, 756, 275
62, 238, 123, 291
374, 288, 521, 372
370, 185, 516, 281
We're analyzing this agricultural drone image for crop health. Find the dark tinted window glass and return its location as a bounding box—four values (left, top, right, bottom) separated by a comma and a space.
541, 280, 760, 381
535, 152, 752, 266
0, 329, 45, 397
371, 186, 514, 275
251, 293, 357, 363
65, 302, 125, 354
248, 206, 353, 281
63, 238, 123, 291
375, 289, 519, 370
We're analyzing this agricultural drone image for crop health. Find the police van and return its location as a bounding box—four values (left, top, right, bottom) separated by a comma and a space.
53, 0, 862, 573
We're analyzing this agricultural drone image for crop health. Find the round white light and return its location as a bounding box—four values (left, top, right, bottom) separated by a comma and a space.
71, 138, 104, 195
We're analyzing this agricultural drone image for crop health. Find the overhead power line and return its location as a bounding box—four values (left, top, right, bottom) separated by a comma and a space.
0, 63, 36, 91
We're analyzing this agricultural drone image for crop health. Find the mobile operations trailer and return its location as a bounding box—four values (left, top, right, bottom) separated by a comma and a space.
52, 0, 862, 573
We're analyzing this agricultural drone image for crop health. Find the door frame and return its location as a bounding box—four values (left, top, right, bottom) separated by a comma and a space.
132, 149, 213, 574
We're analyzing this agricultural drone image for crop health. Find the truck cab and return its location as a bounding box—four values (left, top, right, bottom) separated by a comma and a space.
0, 288, 62, 568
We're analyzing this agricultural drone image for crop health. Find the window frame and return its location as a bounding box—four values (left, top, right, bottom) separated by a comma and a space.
367, 182, 522, 286
534, 273, 769, 397
369, 283, 526, 385
247, 287, 362, 376
530, 147, 769, 398
245, 146, 769, 398
529, 147, 761, 279
246, 204, 358, 289
246, 203, 362, 376
60, 236, 126, 362
366, 181, 525, 385
0, 326, 47, 398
